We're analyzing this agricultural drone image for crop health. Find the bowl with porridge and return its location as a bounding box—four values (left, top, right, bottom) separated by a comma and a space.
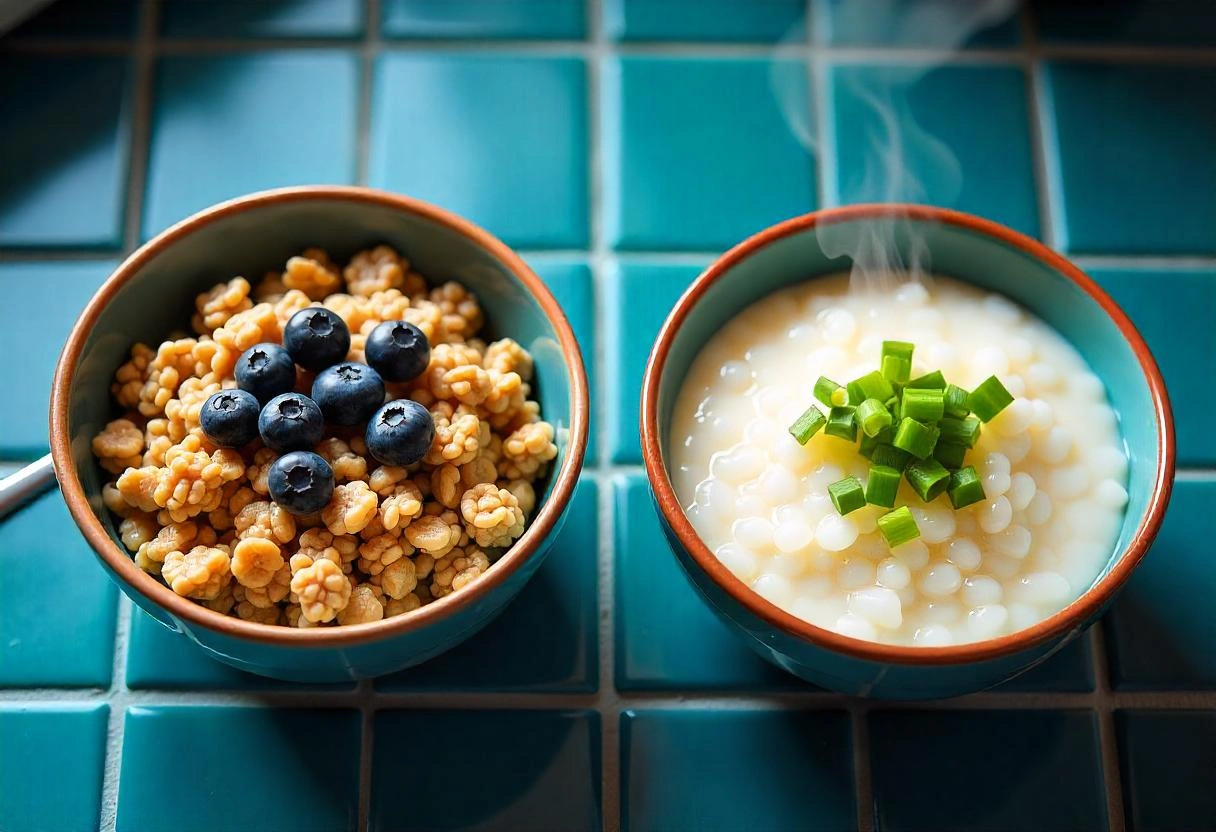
641, 205, 1173, 698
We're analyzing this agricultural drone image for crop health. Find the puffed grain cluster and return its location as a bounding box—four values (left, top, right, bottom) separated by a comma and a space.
94, 245, 558, 627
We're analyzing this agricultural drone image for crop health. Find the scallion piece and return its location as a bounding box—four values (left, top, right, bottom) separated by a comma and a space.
882, 340, 915, 362
944, 384, 971, 418
865, 464, 901, 508
881, 355, 912, 384
934, 441, 968, 470
893, 417, 939, 460
905, 458, 951, 502
828, 476, 867, 515
788, 404, 827, 445
906, 370, 947, 390
968, 375, 1014, 422
846, 380, 865, 406
853, 370, 895, 403
859, 433, 880, 459
857, 398, 893, 438
901, 387, 946, 422
938, 415, 982, 448
825, 406, 858, 441
814, 376, 848, 409
877, 505, 921, 547
872, 443, 911, 471
948, 465, 987, 509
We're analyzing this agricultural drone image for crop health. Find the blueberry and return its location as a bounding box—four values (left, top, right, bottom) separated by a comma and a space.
258, 392, 325, 452
311, 362, 385, 427
268, 451, 334, 515
365, 320, 430, 382
365, 399, 435, 466
235, 342, 297, 404
199, 389, 260, 448
283, 307, 351, 371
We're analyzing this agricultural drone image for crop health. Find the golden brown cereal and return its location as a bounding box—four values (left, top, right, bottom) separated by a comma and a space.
431, 546, 491, 599
150, 439, 245, 523
425, 343, 491, 406
291, 558, 351, 623
247, 447, 277, 495
294, 528, 359, 572
503, 479, 537, 517
368, 464, 408, 496
103, 482, 129, 517
373, 556, 418, 599
231, 537, 285, 588
214, 303, 279, 354
401, 299, 444, 344
93, 419, 145, 474
165, 374, 222, 441
481, 369, 529, 429
425, 402, 482, 466
322, 481, 379, 535
137, 338, 198, 417
134, 521, 203, 574
404, 509, 464, 557
235, 562, 291, 608
431, 463, 462, 509
112, 343, 155, 410
162, 544, 232, 600
460, 456, 498, 489
315, 437, 368, 482
116, 466, 162, 514
345, 245, 406, 296
272, 289, 313, 328
202, 584, 236, 615
500, 421, 558, 481
142, 419, 174, 467
357, 533, 408, 576
119, 513, 159, 552
283, 248, 342, 300
254, 270, 289, 302
460, 483, 526, 549
384, 592, 422, 616
233, 500, 296, 544
235, 599, 282, 624
192, 277, 253, 334
429, 281, 483, 340
483, 338, 533, 380
337, 584, 384, 625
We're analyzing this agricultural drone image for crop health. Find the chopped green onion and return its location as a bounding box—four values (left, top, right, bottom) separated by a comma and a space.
890, 396, 901, 424
938, 415, 982, 448
906, 370, 947, 390
814, 376, 848, 409
859, 433, 880, 459
901, 387, 946, 422
872, 443, 911, 471
968, 375, 1014, 422
874, 422, 896, 444
788, 404, 827, 445
948, 465, 987, 509
865, 465, 901, 508
854, 370, 895, 403
893, 417, 939, 460
846, 380, 865, 406
857, 398, 893, 438
944, 384, 971, 418
828, 476, 867, 515
933, 441, 968, 470
905, 458, 951, 502
881, 354, 912, 384
882, 340, 915, 362
878, 506, 921, 547
825, 406, 858, 441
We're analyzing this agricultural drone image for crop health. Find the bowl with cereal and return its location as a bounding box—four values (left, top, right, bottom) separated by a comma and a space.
50, 186, 588, 682
641, 205, 1174, 698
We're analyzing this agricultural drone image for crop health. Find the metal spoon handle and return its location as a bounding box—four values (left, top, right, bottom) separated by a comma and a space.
0, 454, 57, 521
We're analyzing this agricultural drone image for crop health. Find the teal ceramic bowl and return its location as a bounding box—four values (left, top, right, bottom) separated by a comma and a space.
641, 205, 1174, 699
50, 186, 589, 683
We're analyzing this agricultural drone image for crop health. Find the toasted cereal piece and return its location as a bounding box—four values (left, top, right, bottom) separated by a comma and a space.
344, 245, 406, 297
502, 479, 537, 517
152, 440, 245, 522
119, 512, 158, 552
213, 303, 279, 354
192, 277, 252, 334
483, 338, 533, 380
428, 281, 483, 341
368, 465, 409, 496
372, 556, 418, 599
291, 558, 351, 623
500, 421, 557, 481
385, 592, 422, 616
190, 337, 238, 380
430, 464, 462, 509
293, 528, 359, 571
103, 482, 130, 517
112, 343, 156, 409
234, 598, 281, 624
142, 419, 174, 467
93, 418, 145, 474
234, 559, 291, 606
401, 299, 443, 344
136, 521, 201, 573
459, 456, 497, 489
138, 338, 198, 417
201, 583, 236, 615
283, 249, 342, 300
425, 343, 491, 406
431, 545, 491, 599
424, 402, 481, 466
207, 483, 255, 530
117, 466, 162, 514
162, 544, 232, 600
253, 270, 288, 302
233, 500, 296, 543
231, 537, 285, 588
363, 289, 411, 326
481, 370, 529, 429
165, 374, 222, 441
322, 481, 378, 536
460, 482, 526, 549
247, 447, 277, 495
272, 289, 313, 328
404, 508, 464, 558
337, 584, 384, 625
315, 437, 368, 483
357, 533, 408, 576
414, 582, 434, 605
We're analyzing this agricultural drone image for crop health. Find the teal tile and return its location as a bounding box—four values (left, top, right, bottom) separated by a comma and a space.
1106, 479, 1216, 689
143, 52, 358, 238
0, 261, 113, 458
371, 709, 601, 831
370, 53, 588, 249
604, 261, 705, 464
0, 704, 108, 832
531, 259, 597, 464
1034, 0, 1216, 47
0, 490, 116, 687
831, 63, 1039, 237
1046, 62, 1216, 254
118, 706, 360, 832
621, 709, 855, 832
607, 0, 805, 42
1091, 268, 1216, 466
378, 479, 598, 692
871, 710, 1106, 831
125, 608, 354, 690
0, 56, 130, 248
1118, 710, 1216, 832
818, 0, 1020, 46
161, 0, 363, 38
10, 0, 138, 38
606, 57, 816, 251
615, 474, 807, 691
382, 0, 585, 39
991, 636, 1094, 692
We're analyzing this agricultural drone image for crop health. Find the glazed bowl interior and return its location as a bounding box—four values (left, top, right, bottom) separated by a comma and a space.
55, 187, 586, 644
649, 207, 1172, 662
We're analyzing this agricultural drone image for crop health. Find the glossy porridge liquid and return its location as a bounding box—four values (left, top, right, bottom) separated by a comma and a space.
671, 274, 1129, 646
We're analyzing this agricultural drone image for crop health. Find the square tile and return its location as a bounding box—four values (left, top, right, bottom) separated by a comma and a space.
530, 258, 597, 464
378, 478, 598, 692
0, 704, 108, 832
614, 473, 808, 691
1045, 62, 1216, 254
990, 635, 1094, 692
143, 51, 358, 238
118, 706, 360, 832
1090, 268, 1216, 466
1033, 0, 1216, 47
1118, 710, 1216, 832
830, 63, 1039, 237
870, 710, 1106, 831
817, 0, 1020, 47
0, 55, 130, 248
0, 490, 117, 687
125, 607, 354, 690
1105, 478, 1216, 689
0, 260, 114, 458
10, 0, 138, 38
381, 0, 585, 39
160, 0, 364, 38
371, 709, 601, 831
604, 260, 706, 464
621, 709, 855, 832
606, 0, 806, 43
370, 53, 588, 249
606, 57, 816, 251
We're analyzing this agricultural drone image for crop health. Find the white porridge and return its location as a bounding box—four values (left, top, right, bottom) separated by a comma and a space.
671, 274, 1128, 646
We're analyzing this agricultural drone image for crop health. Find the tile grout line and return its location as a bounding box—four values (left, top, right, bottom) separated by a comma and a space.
356, 678, 375, 832
97, 597, 133, 832
1020, 5, 1057, 251
1090, 626, 1128, 832
119, 0, 159, 257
